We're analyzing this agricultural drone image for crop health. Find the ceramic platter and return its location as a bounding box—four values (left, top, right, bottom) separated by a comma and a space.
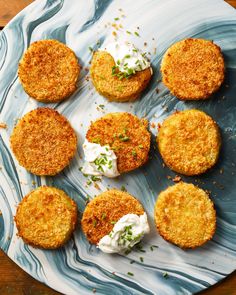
0, 0, 236, 294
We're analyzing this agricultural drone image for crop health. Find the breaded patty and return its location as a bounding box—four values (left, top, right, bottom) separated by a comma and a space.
161, 38, 225, 100
86, 112, 151, 173
15, 186, 78, 249
18, 40, 80, 102
90, 51, 152, 102
10, 108, 77, 176
157, 109, 221, 176
81, 189, 144, 244
154, 182, 216, 248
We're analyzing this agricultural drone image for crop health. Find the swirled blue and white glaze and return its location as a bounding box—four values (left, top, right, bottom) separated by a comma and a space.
0, 0, 236, 294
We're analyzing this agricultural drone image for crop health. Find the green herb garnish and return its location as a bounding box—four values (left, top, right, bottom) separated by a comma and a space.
101, 213, 106, 220
91, 176, 101, 182
127, 272, 134, 276
119, 136, 129, 142
163, 272, 169, 279
93, 220, 97, 227
132, 150, 137, 156
92, 138, 101, 144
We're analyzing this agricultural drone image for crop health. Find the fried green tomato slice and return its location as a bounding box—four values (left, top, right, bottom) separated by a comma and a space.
90, 51, 152, 102
15, 186, 78, 249
157, 109, 221, 176
18, 39, 80, 102
161, 38, 224, 100
86, 112, 151, 173
10, 108, 77, 176
154, 182, 216, 248
81, 189, 144, 244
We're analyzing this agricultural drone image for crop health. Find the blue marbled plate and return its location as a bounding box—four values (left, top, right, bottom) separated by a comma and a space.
0, 0, 236, 294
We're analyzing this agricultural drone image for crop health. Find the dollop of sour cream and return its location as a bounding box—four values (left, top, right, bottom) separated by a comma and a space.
81, 139, 120, 178
98, 213, 150, 254
102, 42, 151, 75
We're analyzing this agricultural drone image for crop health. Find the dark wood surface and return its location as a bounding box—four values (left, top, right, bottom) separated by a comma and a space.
0, 0, 235, 294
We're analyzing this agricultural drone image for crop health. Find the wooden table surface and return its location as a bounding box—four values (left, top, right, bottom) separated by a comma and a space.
0, 0, 235, 294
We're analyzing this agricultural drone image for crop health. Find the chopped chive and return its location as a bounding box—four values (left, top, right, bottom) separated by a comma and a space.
163, 272, 169, 279
114, 17, 119, 21
133, 49, 138, 52
125, 54, 131, 58
120, 136, 129, 142
150, 246, 154, 251
124, 249, 131, 255
140, 257, 144, 263
99, 104, 105, 109
89, 46, 93, 52
126, 31, 132, 34
111, 221, 116, 224
91, 176, 100, 181
92, 138, 100, 144
121, 185, 127, 192
139, 145, 143, 149
87, 180, 92, 185
93, 220, 97, 227
101, 213, 106, 220
134, 32, 140, 37
127, 272, 134, 276
79, 167, 83, 171
132, 150, 137, 156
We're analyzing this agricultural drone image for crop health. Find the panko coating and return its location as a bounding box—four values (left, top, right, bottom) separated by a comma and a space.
18, 39, 80, 102
86, 112, 151, 173
10, 108, 77, 176
15, 186, 78, 249
154, 182, 216, 248
157, 109, 221, 176
161, 38, 225, 100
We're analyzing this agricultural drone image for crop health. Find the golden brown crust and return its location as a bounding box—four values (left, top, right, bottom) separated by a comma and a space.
157, 109, 221, 176
90, 51, 152, 102
18, 39, 80, 102
81, 189, 144, 244
10, 108, 77, 176
86, 112, 151, 173
154, 182, 216, 249
15, 186, 78, 249
161, 38, 225, 100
